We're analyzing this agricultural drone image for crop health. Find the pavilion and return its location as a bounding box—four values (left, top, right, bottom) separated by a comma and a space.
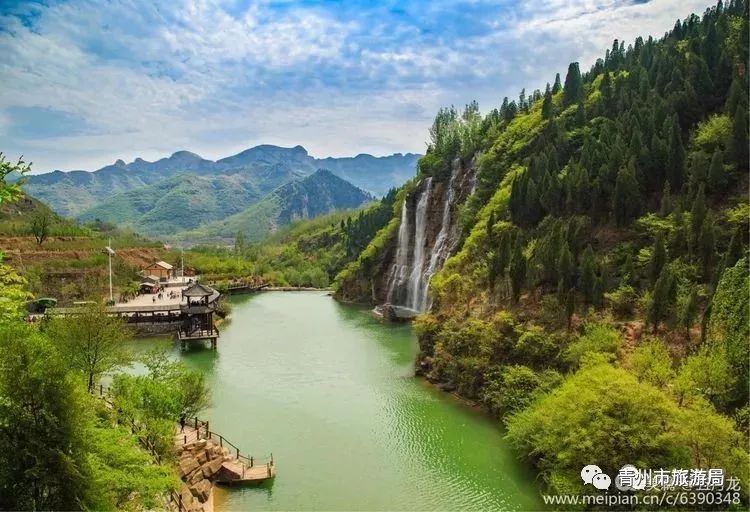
178, 282, 220, 349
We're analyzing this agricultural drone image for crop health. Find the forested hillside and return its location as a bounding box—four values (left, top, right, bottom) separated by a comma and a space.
177, 169, 375, 245
24, 145, 419, 218
337, 0, 750, 500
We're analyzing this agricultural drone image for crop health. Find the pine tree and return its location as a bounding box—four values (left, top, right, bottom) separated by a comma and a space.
542, 83, 554, 120
707, 150, 726, 193
723, 226, 743, 270
690, 185, 707, 245
731, 103, 749, 169
509, 241, 527, 304
486, 210, 496, 244
562, 62, 583, 106
613, 165, 640, 226
488, 250, 502, 294
648, 266, 674, 333
574, 103, 586, 127
578, 246, 596, 302
552, 73, 562, 94
666, 114, 685, 189
659, 181, 673, 216
649, 234, 667, 285
557, 243, 574, 290
698, 214, 716, 279
680, 285, 699, 341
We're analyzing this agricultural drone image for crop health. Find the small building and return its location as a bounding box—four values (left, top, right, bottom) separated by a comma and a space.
142, 261, 174, 281
178, 282, 219, 349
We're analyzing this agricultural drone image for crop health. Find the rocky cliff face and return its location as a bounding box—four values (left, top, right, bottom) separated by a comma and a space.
383, 157, 477, 312
335, 156, 476, 309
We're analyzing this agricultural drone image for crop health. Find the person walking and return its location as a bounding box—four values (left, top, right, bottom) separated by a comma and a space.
180, 414, 186, 433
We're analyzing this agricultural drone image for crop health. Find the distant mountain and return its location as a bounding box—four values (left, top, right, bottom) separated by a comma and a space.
77, 166, 304, 236
24, 145, 420, 217
176, 169, 373, 244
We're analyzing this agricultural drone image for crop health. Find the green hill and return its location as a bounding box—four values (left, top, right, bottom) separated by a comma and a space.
76, 167, 303, 236
179, 169, 374, 244
335, 0, 750, 499
24, 145, 419, 218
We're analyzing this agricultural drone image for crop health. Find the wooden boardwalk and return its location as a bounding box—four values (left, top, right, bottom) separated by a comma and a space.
175, 419, 275, 484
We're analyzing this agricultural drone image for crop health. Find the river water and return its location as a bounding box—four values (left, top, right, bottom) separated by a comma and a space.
133, 291, 540, 511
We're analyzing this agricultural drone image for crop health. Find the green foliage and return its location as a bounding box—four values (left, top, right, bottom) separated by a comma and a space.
0, 323, 89, 510
86, 414, 177, 510
0, 263, 32, 321
674, 345, 737, 410
46, 303, 133, 391
0, 153, 29, 206
708, 257, 750, 406
481, 365, 561, 418
111, 350, 210, 456
506, 362, 748, 496
624, 337, 675, 388
564, 322, 621, 367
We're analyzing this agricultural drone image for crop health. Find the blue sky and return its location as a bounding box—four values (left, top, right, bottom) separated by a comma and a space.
0, 0, 713, 172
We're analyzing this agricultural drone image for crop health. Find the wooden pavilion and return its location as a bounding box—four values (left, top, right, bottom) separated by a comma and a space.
179, 282, 220, 349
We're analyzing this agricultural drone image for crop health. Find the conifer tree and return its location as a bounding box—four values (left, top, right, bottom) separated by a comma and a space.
690, 185, 707, 244
542, 84, 554, 120
510, 241, 527, 304
707, 150, 726, 193
574, 103, 586, 127
723, 226, 743, 270
698, 213, 716, 278
666, 114, 685, 189
552, 73, 562, 94
578, 246, 596, 302
486, 210, 496, 245
557, 243, 574, 290
613, 165, 640, 226
648, 266, 674, 333
562, 62, 583, 106
659, 181, 673, 216
731, 103, 749, 169
649, 234, 667, 286
680, 285, 699, 341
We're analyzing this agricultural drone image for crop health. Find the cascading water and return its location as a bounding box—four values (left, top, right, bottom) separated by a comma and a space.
384, 165, 468, 313
421, 169, 459, 311
406, 177, 432, 310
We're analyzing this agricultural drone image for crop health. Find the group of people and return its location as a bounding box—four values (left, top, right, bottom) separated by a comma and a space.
151, 288, 180, 303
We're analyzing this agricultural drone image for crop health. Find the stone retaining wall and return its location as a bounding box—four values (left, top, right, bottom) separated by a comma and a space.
176, 439, 231, 512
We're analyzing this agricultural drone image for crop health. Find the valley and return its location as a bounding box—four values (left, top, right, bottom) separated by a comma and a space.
0, 1, 749, 511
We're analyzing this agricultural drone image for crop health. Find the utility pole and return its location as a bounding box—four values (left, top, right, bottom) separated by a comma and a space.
104, 239, 115, 304
181, 247, 185, 282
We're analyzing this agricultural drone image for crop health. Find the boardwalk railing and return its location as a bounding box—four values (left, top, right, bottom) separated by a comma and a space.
180, 416, 274, 472
97, 383, 274, 482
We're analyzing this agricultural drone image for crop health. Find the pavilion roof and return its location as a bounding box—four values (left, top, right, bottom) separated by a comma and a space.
182, 282, 215, 297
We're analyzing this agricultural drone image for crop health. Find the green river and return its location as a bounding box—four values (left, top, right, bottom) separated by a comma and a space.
133, 291, 541, 511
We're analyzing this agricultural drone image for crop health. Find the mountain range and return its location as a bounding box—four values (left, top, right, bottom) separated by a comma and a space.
23, 145, 419, 242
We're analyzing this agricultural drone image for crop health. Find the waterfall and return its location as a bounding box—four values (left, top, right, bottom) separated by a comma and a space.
406, 177, 432, 310
386, 198, 411, 304
385, 171, 465, 312
421, 169, 458, 311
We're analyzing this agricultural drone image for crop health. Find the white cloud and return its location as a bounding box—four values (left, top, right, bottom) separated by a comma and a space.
0, 0, 716, 171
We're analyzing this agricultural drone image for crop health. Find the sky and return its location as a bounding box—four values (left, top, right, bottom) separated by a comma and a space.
0, 0, 715, 173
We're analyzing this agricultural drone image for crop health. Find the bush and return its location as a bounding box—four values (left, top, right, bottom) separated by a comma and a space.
564, 322, 621, 367
506, 362, 749, 496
